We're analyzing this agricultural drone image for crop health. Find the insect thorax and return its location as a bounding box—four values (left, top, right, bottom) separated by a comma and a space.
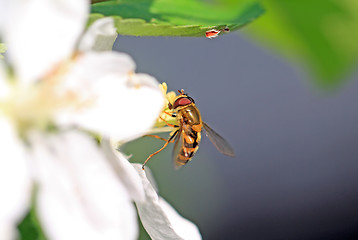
177, 105, 202, 125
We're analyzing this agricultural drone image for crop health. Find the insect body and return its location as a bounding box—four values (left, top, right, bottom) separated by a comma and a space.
205, 27, 230, 39
205, 29, 221, 39
142, 89, 235, 169
171, 94, 203, 168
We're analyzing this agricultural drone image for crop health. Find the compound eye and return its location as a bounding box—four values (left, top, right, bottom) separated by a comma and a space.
173, 97, 192, 109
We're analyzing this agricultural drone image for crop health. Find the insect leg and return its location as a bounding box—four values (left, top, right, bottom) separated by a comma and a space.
142, 129, 179, 170
144, 134, 176, 143
163, 111, 177, 118
159, 116, 179, 128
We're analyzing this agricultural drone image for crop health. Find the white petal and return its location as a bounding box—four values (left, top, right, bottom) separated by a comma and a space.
56, 52, 164, 141
0, 0, 11, 33
132, 164, 202, 240
0, 117, 31, 238
0, 224, 16, 240
78, 17, 118, 52
3, 0, 88, 84
30, 131, 138, 240
101, 139, 145, 202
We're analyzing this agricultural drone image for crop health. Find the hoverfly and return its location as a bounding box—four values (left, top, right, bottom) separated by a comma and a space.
142, 89, 235, 169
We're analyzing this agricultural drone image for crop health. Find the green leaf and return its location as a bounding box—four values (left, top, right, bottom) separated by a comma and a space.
0, 43, 6, 59
18, 209, 47, 240
90, 0, 264, 37
246, 0, 358, 88
17, 186, 47, 240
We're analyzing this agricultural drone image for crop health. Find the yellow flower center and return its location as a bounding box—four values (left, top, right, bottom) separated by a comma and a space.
154, 82, 178, 128
0, 54, 93, 136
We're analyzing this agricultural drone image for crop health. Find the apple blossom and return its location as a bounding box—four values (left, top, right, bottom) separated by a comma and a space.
0, 0, 202, 239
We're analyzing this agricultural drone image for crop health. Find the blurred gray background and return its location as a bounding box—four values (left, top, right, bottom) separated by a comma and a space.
115, 32, 358, 240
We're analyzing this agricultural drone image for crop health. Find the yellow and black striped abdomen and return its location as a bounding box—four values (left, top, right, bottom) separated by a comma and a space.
175, 124, 202, 167
173, 104, 203, 168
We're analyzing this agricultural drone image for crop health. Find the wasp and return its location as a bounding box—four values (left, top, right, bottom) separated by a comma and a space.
142, 89, 235, 169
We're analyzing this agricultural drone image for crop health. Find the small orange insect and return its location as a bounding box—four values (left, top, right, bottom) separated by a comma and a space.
142, 89, 235, 169
205, 27, 230, 39
205, 29, 221, 39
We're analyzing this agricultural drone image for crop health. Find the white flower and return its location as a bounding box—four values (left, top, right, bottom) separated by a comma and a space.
1, 0, 88, 84
30, 131, 140, 240
55, 51, 163, 141
0, 118, 30, 240
78, 17, 118, 52
133, 164, 202, 240
0, 0, 202, 239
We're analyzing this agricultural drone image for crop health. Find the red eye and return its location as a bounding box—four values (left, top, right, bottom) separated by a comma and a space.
173, 97, 192, 109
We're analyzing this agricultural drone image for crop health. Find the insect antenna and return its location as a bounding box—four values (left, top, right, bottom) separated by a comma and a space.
177, 89, 186, 95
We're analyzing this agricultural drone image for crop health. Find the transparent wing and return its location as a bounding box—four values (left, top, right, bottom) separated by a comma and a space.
203, 122, 235, 157
172, 128, 185, 169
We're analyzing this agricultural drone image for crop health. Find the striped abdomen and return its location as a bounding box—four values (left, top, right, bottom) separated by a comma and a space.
176, 126, 202, 167
173, 104, 202, 168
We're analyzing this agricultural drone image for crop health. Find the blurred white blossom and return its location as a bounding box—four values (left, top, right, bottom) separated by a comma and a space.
0, 0, 201, 239
79, 17, 118, 52
0, 118, 30, 240
30, 131, 139, 240
133, 164, 202, 240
